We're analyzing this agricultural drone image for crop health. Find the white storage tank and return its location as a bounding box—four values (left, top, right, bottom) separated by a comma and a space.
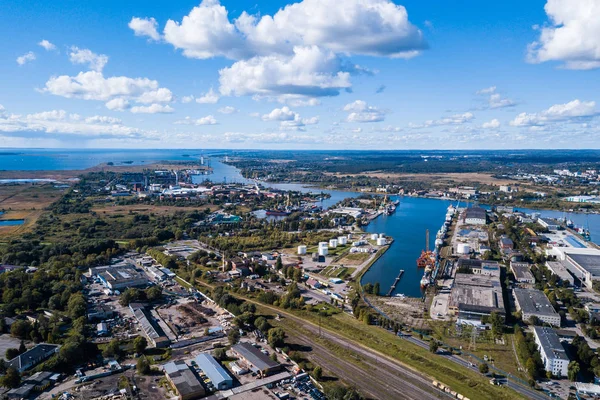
379, 233, 384, 238
376, 237, 387, 246
329, 239, 338, 248
338, 236, 348, 245
298, 245, 307, 255
318, 246, 329, 256
370, 233, 378, 240
457, 243, 471, 254
319, 242, 328, 248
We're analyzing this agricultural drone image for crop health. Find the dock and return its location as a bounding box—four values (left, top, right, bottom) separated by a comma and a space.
386, 269, 404, 296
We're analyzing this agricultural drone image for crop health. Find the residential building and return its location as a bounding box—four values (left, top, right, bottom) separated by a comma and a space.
533, 327, 569, 377
513, 288, 561, 327
195, 353, 233, 390
164, 361, 205, 400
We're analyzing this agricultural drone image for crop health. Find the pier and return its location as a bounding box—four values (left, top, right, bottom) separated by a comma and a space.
386, 269, 405, 296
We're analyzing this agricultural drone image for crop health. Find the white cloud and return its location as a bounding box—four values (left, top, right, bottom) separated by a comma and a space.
181, 95, 195, 103
218, 106, 237, 114
136, 88, 173, 104
527, 0, 600, 70
175, 115, 217, 125
43, 71, 164, 102
220, 46, 351, 98
196, 88, 220, 104
105, 98, 130, 111
69, 47, 109, 72
160, 0, 425, 60
482, 119, 501, 129
130, 104, 175, 114
283, 97, 321, 107
343, 100, 386, 123
476, 86, 514, 109
0, 106, 145, 138
262, 106, 297, 121
411, 112, 475, 128
510, 99, 597, 127
38, 40, 56, 51
16, 52, 36, 65
129, 17, 161, 41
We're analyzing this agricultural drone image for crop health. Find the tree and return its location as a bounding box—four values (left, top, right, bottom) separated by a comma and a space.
228, 329, 240, 345
254, 316, 270, 333
5, 348, 19, 360
268, 327, 286, 348
276, 256, 283, 270
312, 366, 323, 381
0, 368, 20, 388
568, 361, 580, 381
146, 286, 162, 302
103, 339, 122, 359
10, 320, 30, 339
133, 336, 148, 354
213, 348, 227, 361
373, 282, 380, 296
489, 312, 503, 338
137, 357, 151, 375
67, 294, 87, 319
479, 363, 489, 375
429, 340, 439, 354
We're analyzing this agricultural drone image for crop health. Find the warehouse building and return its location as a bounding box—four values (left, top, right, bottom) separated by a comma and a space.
533, 327, 569, 378
130, 303, 171, 348
195, 353, 233, 390
96, 266, 148, 290
7, 344, 60, 373
545, 261, 574, 286
164, 361, 205, 400
462, 207, 487, 225
231, 343, 282, 377
564, 252, 600, 290
514, 288, 561, 327
448, 273, 505, 323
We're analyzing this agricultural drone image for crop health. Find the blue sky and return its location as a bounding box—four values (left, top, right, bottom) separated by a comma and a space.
1, 0, 599, 149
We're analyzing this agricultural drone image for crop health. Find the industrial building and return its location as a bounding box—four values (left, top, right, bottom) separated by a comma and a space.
195, 353, 233, 390
538, 217, 560, 231
545, 261, 574, 286
510, 262, 535, 284
513, 288, 561, 327
533, 327, 569, 377
448, 273, 505, 323
456, 259, 500, 277
96, 266, 148, 290
564, 252, 600, 290
7, 344, 60, 373
231, 343, 282, 377
164, 361, 206, 400
130, 303, 171, 348
462, 207, 487, 225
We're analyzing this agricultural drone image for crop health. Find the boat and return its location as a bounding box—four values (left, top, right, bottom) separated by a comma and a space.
266, 210, 291, 216
394, 293, 406, 299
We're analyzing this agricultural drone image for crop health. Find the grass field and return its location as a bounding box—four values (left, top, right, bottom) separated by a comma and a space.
320, 265, 355, 279
335, 252, 370, 265
91, 203, 219, 216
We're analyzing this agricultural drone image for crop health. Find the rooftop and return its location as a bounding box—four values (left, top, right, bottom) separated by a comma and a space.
164, 361, 205, 398
567, 253, 600, 276
7, 343, 60, 371
195, 353, 232, 387
464, 207, 486, 220
533, 326, 569, 361
232, 343, 280, 372
513, 288, 558, 316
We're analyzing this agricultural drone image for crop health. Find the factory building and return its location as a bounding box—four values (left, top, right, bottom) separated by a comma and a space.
513, 288, 561, 327
195, 353, 233, 390
7, 344, 60, 373
95, 266, 148, 290
510, 262, 535, 285
130, 303, 171, 348
164, 361, 205, 400
538, 218, 560, 231
231, 343, 282, 377
462, 207, 487, 225
533, 327, 569, 378
563, 253, 600, 290
448, 273, 505, 324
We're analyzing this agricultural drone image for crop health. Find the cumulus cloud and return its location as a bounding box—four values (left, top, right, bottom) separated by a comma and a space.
476, 86, 515, 109
196, 88, 220, 104
130, 104, 174, 114
136, 88, 173, 104
38, 40, 56, 51
262, 106, 297, 121
0, 106, 144, 138
129, 17, 161, 41
527, 0, 600, 70
218, 106, 237, 114
175, 115, 218, 125
220, 46, 351, 98
482, 119, 501, 129
181, 95, 195, 104
262, 106, 318, 130
510, 99, 598, 126
69, 47, 109, 72
105, 98, 130, 111
16, 52, 36, 65
411, 112, 475, 128
160, 0, 426, 60
43, 71, 167, 102
343, 100, 386, 123
138, 0, 426, 98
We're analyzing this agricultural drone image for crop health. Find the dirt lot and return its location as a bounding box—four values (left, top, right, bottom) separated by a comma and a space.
0, 334, 23, 360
